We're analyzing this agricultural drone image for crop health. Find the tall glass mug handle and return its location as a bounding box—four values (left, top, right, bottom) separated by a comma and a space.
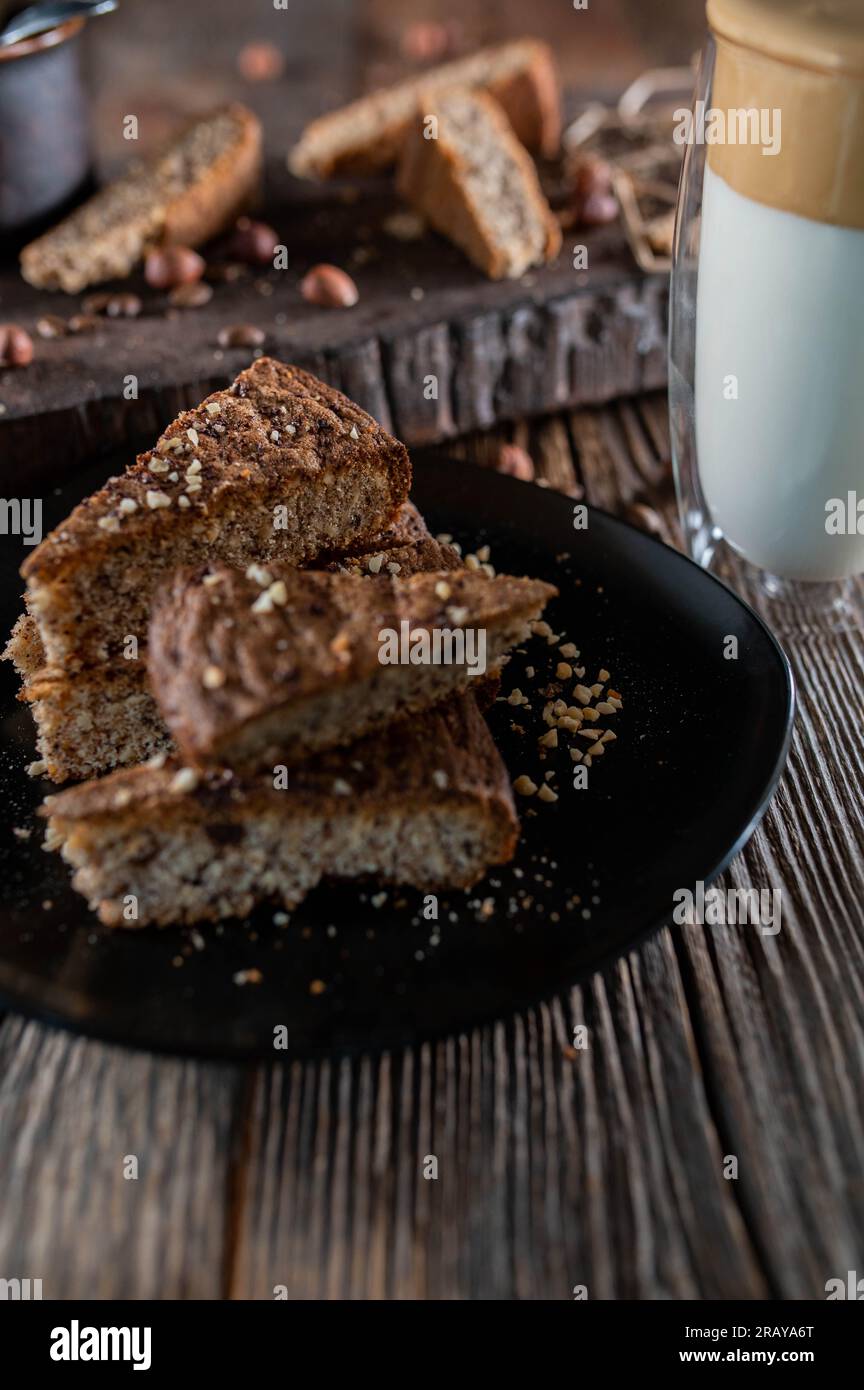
669, 39, 715, 571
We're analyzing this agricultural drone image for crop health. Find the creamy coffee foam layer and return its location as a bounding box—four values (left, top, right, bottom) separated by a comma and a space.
706, 0, 864, 229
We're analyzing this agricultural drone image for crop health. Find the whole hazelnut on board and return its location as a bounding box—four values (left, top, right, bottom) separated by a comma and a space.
217, 323, 265, 348
494, 443, 535, 482
144, 246, 206, 291
400, 21, 452, 64
0, 324, 34, 367
566, 153, 619, 227
227, 218, 281, 266
300, 264, 359, 309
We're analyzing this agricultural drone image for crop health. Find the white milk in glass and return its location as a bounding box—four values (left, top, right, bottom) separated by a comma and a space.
696, 165, 864, 582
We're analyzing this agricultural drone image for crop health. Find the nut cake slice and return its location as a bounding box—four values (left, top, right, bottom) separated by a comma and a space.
4, 505, 448, 784
149, 565, 556, 768
290, 38, 560, 178
397, 87, 561, 280
41, 695, 519, 927
21, 104, 262, 292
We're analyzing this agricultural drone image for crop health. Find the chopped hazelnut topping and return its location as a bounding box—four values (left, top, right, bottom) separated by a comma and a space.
367, 554, 384, 574
446, 606, 468, 625
537, 784, 558, 802
434, 580, 452, 600
149, 459, 169, 474
598, 669, 610, 682
26, 759, 48, 777
118, 497, 137, 514
186, 458, 202, 475
251, 590, 274, 614
349, 425, 360, 439
178, 495, 191, 509
202, 665, 226, 689
556, 662, 572, 679
245, 563, 272, 587
332, 778, 352, 796
97, 515, 120, 532
513, 775, 538, 796
559, 642, 578, 658
574, 684, 593, 705
432, 769, 449, 789
170, 768, 199, 794
146, 490, 172, 509
538, 729, 558, 748
205, 401, 221, 414
268, 580, 288, 606
387, 562, 401, 574
186, 427, 199, 445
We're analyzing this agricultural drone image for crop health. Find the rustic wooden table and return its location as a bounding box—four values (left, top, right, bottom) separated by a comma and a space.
1, 0, 861, 1301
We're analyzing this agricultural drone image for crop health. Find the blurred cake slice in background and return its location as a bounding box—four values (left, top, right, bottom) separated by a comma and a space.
21, 104, 262, 292
290, 38, 560, 178
397, 87, 561, 279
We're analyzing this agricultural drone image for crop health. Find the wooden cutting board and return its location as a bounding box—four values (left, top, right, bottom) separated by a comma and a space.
0, 158, 668, 475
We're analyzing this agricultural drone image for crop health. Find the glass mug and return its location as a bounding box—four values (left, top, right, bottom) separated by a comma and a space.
669, 0, 864, 630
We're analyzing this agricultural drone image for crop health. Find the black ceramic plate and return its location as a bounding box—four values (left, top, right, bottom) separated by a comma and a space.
0, 451, 794, 1058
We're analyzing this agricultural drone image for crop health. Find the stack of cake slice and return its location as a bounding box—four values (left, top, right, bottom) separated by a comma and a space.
289, 38, 563, 281
7, 361, 557, 927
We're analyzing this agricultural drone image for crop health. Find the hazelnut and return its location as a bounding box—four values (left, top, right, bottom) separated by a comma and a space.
169, 281, 213, 309
36, 314, 68, 339
217, 323, 265, 348
0, 324, 33, 367
564, 154, 619, 228
400, 21, 452, 63
494, 443, 535, 482
580, 191, 619, 227
145, 245, 206, 290
236, 41, 284, 82
81, 293, 111, 315
105, 292, 143, 318
67, 314, 101, 334
300, 263, 359, 309
227, 217, 281, 266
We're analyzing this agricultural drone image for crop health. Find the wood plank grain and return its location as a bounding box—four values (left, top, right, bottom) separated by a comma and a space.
0, 1015, 244, 1298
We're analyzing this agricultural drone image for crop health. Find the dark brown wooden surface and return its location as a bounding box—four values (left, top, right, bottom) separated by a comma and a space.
2, 0, 861, 1303
0, 0, 695, 469
1, 392, 863, 1299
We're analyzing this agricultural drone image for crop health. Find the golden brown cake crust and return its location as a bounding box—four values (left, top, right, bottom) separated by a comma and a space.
289, 38, 560, 178
22, 358, 411, 590
148, 565, 556, 764
397, 88, 561, 281
20, 104, 262, 293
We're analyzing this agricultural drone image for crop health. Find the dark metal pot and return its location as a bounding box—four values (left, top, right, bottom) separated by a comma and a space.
0, 17, 92, 242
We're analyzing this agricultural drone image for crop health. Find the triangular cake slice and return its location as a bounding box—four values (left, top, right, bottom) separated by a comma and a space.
10, 361, 411, 781
149, 565, 556, 768
22, 358, 411, 675
290, 38, 560, 178
41, 695, 519, 926
21, 104, 262, 292
397, 87, 561, 280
